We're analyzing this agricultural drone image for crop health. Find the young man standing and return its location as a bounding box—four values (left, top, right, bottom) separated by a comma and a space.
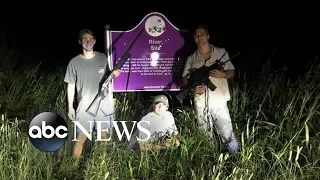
182, 24, 240, 153
128, 94, 180, 153
64, 29, 121, 158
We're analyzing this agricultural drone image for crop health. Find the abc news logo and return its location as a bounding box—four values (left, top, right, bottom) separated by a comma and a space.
28, 112, 151, 152
28, 112, 68, 152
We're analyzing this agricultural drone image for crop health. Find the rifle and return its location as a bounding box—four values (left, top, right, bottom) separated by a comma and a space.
176, 52, 240, 103
86, 28, 145, 117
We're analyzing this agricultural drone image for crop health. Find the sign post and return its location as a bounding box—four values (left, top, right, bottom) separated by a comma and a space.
104, 24, 115, 145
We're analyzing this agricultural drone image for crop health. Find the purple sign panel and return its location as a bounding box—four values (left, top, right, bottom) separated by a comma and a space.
109, 12, 192, 92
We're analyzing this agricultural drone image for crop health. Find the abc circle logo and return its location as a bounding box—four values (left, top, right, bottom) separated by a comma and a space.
28, 112, 68, 152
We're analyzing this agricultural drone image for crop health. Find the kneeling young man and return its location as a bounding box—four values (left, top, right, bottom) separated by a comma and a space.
129, 95, 180, 153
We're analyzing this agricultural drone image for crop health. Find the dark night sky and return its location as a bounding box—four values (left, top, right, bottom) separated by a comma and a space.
1, 9, 319, 78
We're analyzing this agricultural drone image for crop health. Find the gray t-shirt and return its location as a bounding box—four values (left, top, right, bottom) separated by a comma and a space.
64, 52, 112, 113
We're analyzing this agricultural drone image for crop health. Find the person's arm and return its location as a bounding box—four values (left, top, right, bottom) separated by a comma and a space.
163, 112, 180, 147
67, 84, 75, 111
224, 69, 235, 79
222, 49, 235, 79
209, 69, 235, 79
102, 53, 121, 77
210, 49, 235, 79
64, 60, 77, 120
181, 57, 192, 88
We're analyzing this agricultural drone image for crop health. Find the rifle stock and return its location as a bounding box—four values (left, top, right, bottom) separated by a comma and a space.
176, 52, 240, 103
86, 92, 104, 117
86, 28, 145, 117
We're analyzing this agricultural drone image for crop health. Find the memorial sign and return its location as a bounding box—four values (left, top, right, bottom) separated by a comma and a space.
108, 12, 192, 92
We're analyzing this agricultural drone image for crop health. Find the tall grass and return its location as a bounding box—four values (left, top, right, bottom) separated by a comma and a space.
0, 39, 319, 179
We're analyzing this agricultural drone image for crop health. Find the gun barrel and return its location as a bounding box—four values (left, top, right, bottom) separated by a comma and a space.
113, 28, 144, 70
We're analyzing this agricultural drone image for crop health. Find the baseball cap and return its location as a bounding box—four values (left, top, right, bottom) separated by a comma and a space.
153, 95, 169, 105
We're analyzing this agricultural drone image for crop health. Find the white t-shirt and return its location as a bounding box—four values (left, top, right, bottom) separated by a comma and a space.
137, 111, 178, 143
182, 45, 235, 108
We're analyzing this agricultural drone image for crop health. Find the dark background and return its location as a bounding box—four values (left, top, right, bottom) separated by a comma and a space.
1, 9, 319, 79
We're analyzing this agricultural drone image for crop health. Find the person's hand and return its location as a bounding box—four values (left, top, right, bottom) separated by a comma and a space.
68, 107, 76, 120
163, 138, 172, 147
209, 69, 226, 78
175, 139, 180, 147
113, 69, 121, 77
194, 85, 205, 94
163, 138, 180, 148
